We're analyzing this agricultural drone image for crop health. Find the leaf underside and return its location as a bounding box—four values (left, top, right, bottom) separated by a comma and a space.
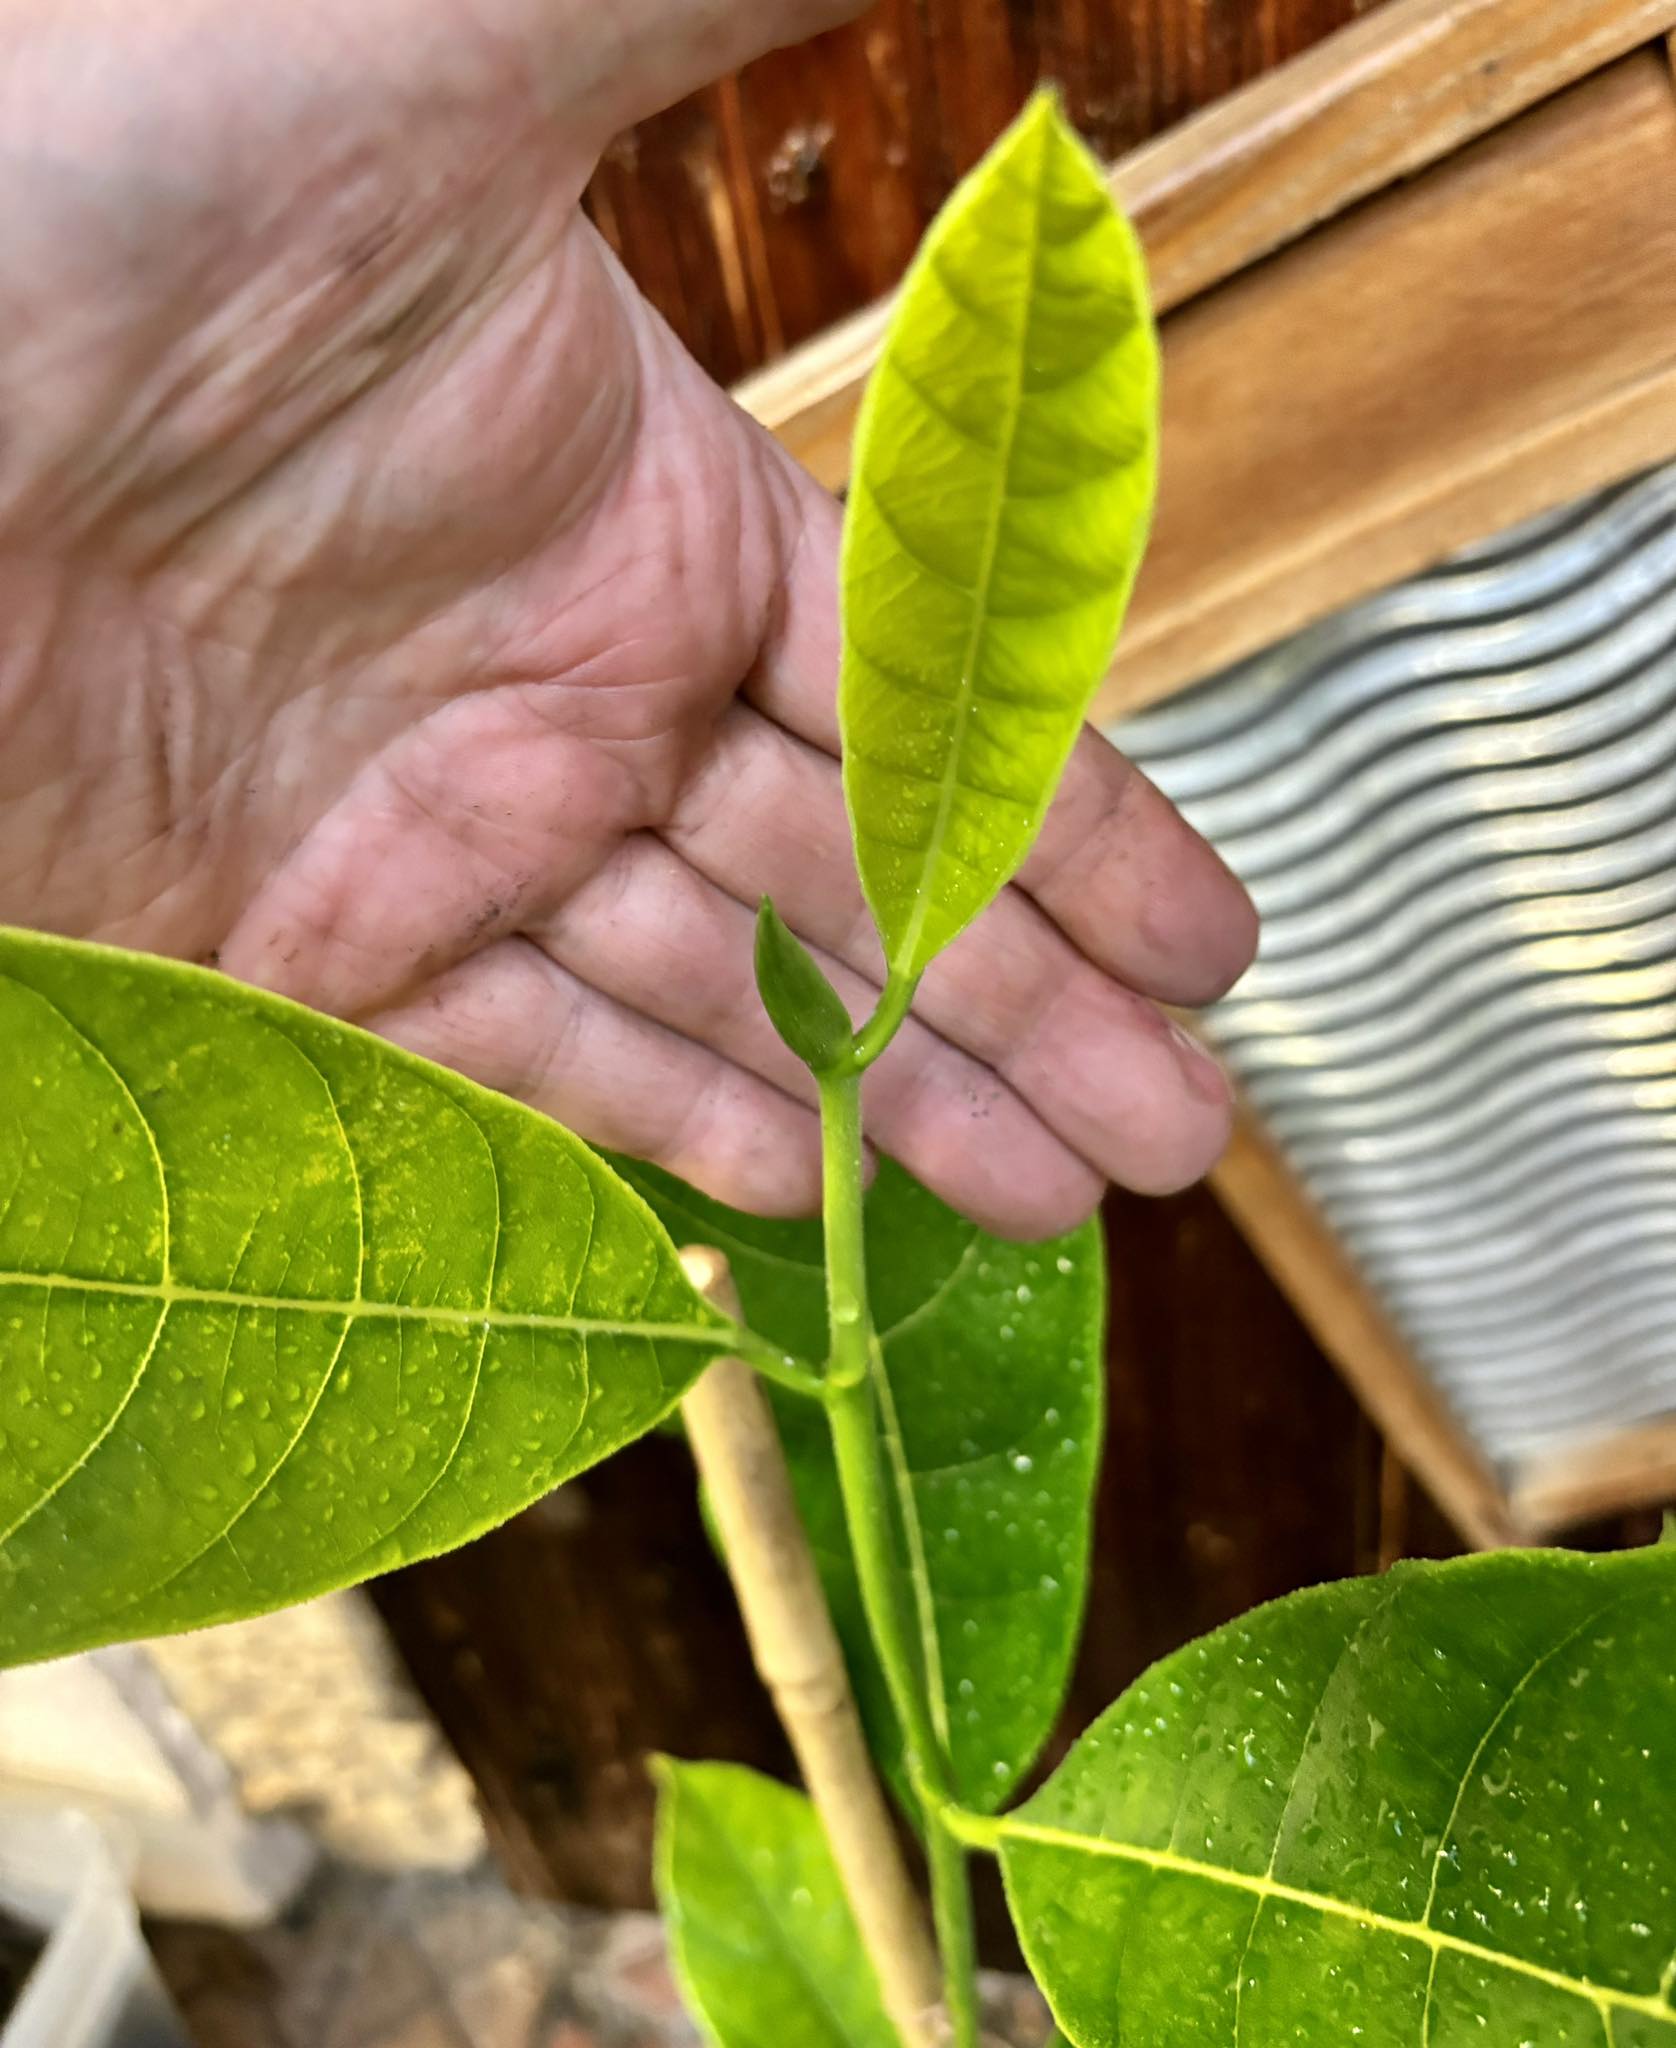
0, 927, 726, 1667
621, 1155, 1104, 1814
654, 1758, 896, 2048
840, 90, 1158, 980
1000, 1546, 1676, 2046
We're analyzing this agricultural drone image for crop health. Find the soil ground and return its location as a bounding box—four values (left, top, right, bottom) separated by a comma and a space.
149, 1859, 1053, 2048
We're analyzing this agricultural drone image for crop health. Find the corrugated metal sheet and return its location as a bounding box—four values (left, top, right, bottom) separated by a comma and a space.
1114, 465, 1676, 1480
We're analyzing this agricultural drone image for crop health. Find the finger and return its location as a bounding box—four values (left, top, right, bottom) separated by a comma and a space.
527, 834, 1107, 1239
662, 707, 1235, 1198
751, 452, 1257, 1005
363, 935, 826, 1217
221, 691, 637, 1021
1016, 729, 1259, 1006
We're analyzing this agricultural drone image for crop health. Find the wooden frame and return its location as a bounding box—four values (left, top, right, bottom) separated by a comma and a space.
736, 0, 1676, 489
736, 0, 1676, 1546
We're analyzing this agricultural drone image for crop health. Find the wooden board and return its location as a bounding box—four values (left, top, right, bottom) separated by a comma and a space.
1109, 0, 1676, 311
1209, 1115, 1523, 1550
1515, 1422, 1676, 1534
590, 0, 1382, 393
1098, 48, 1676, 716
737, 0, 1676, 487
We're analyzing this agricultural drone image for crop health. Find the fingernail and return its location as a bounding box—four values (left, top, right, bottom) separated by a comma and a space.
1167, 1017, 1232, 1106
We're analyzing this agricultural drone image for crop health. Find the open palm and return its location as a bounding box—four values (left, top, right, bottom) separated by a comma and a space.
0, 0, 1254, 1237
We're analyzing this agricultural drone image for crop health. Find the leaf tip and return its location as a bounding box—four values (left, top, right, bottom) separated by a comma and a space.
753, 899, 854, 1074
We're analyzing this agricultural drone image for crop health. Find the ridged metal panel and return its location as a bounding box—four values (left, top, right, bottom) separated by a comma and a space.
1113, 465, 1676, 1480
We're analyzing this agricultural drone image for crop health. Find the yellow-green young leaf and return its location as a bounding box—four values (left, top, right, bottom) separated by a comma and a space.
997, 1547, 1676, 2047
620, 1156, 1104, 1815
654, 1760, 896, 2048
0, 926, 730, 1667
840, 90, 1157, 979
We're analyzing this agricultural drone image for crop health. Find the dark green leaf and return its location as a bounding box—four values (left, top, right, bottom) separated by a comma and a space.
754, 899, 854, 1073
839, 90, 1158, 979
0, 927, 729, 1666
654, 1758, 896, 2048
621, 1155, 1104, 1813
998, 1547, 1676, 2045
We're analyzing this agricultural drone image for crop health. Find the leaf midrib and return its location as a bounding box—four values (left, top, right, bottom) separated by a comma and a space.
0, 1269, 722, 1344
696, 1785, 884, 2048
1000, 1819, 1676, 2028
890, 111, 1048, 976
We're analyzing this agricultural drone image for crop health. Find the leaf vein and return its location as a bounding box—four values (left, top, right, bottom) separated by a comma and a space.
876, 1231, 983, 1346
1, 976, 171, 1281
859, 482, 983, 602
89, 1307, 357, 1629
0, 1271, 722, 1346
997, 1822, 1676, 2027
691, 1784, 877, 2048
269, 1024, 366, 1301
890, 111, 1050, 974
0, 1292, 171, 1549
882, 348, 1000, 456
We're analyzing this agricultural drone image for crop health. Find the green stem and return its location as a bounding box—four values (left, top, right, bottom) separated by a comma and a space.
723, 1325, 828, 1400
817, 1064, 980, 2048
818, 1069, 876, 1394
850, 969, 921, 1073
938, 1803, 1004, 1852
925, 1821, 982, 2048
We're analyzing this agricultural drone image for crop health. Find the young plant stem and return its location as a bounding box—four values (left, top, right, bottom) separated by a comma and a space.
817, 1062, 983, 2048
849, 968, 920, 1071
678, 1247, 942, 2048
721, 1324, 828, 1400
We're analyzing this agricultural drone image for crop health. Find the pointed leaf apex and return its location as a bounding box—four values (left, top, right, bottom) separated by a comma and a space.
838, 68, 1158, 979
753, 898, 854, 1074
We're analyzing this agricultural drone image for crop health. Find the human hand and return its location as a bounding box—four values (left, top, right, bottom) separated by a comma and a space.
0, 0, 1255, 1238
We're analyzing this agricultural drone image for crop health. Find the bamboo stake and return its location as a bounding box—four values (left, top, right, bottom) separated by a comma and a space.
678, 1245, 944, 2048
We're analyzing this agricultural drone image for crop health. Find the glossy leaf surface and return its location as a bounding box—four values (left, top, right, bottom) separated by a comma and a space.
839, 90, 1158, 978
754, 899, 854, 1073
622, 1156, 1104, 1812
0, 927, 728, 1667
654, 1759, 895, 2048
999, 1547, 1676, 2046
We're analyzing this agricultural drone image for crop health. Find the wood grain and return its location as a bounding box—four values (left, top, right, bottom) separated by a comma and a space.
586, 95, 770, 386
1112, 0, 1676, 313
1097, 49, 1676, 716
592, 0, 1379, 394
736, 0, 1676, 486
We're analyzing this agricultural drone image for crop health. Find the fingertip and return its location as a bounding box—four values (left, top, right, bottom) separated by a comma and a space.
957, 1159, 1108, 1244
1176, 857, 1260, 1006
1029, 734, 1261, 1007
1110, 1090, 1236, 1197
1123, 806, 1261, 1008
1164, 1013, 1237, 1111
1128, 1037, 1236, 1193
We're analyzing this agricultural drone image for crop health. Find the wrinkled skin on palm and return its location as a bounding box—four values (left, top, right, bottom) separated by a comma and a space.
0, 0, 1254, 1239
